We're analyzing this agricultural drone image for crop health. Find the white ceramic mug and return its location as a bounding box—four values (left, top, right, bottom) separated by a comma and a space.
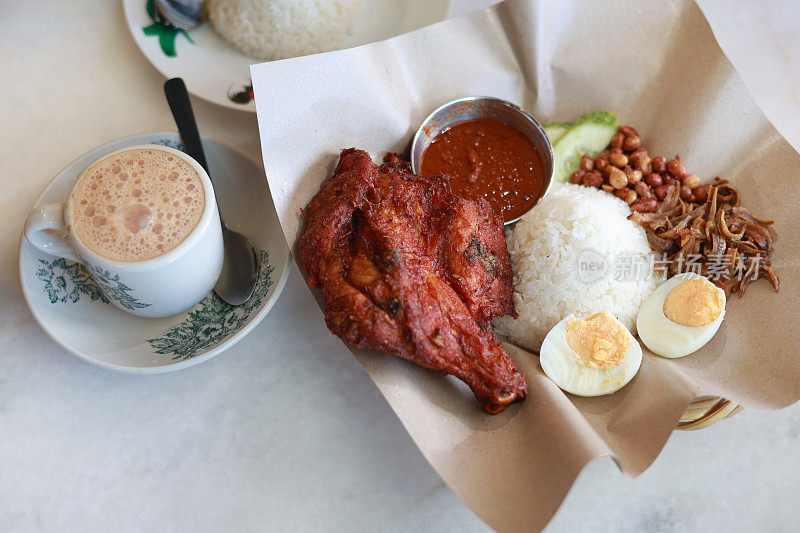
24, 144, 224, 318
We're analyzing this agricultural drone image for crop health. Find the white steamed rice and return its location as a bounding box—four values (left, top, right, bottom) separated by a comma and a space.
209, 0, 363, 60
494, 183, 659, 351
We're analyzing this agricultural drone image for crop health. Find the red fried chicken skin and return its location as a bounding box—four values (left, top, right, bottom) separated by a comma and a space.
298, 149, 526, 413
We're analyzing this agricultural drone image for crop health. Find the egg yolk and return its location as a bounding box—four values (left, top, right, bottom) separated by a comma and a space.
565, 312, 631, 370
663, 278, 723, 327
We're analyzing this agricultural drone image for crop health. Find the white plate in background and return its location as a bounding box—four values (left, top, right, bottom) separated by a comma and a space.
123, 0, 452, 112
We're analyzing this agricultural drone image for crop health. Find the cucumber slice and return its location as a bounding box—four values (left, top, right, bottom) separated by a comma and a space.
552, 111, 618, 184
544, 122, 572, 145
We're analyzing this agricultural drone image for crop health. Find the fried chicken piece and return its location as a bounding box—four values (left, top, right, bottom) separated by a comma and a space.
298, 149, 526, 413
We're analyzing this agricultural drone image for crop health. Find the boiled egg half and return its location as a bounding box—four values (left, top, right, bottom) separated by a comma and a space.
637, 272, 726, 358
540, 311, 642, 396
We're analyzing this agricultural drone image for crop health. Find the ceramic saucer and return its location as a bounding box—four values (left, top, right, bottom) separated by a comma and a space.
19, 132, 290, 373
122, 0, 451, 111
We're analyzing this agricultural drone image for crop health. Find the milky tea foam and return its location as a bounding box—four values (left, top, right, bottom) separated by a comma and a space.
69, 148, 205, 262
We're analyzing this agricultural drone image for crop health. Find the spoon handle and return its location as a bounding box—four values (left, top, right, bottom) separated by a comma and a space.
164, 77, 209, 173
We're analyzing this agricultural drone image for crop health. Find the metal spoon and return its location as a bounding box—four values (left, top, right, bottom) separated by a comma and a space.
155, 0, 205, 31
164, 77, 259, 305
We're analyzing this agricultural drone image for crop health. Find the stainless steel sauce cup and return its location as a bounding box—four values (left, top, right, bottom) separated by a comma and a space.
410, 96, 555, 225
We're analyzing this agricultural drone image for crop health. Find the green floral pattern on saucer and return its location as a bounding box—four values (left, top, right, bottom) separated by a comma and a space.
153, 138, 183, 151
33, 250, 273, 361
35, 258, 109, 304
147, 250, 274, 360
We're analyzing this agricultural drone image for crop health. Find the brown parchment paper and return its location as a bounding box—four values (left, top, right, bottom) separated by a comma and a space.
250, 0, 800, 529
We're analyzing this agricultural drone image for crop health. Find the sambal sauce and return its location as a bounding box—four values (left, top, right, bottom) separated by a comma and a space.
420, 118, 544, 222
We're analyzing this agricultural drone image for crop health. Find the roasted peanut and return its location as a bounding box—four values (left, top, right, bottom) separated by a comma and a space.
610, 132, 625, 149
655, 183, 673, 200
624, 189, 638, 204
570, 170, 585, 184
666, 157, 687, 178
694, 184, 710, 203
614, 187, 637, 204
583, 171, 603, 188
627, 169, 643, 184
580, 154, 594, 171
608, 167, 627, 189
635, 181, 653, 199
652, 156, 666, 174
645, 172, 663, 187
622, 134, 641, 151
631, 198, 658, 213
680, 184, 692, 200
602, 184, 614, 192
633, 155, 651, 174
683, 174, 701, 188
581, 170, 603, 187
619, 125, 639, 137
609, 152, 628, 168
595, 155, 609, 171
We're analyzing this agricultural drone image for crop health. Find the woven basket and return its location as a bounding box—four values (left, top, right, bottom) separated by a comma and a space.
677, 397, 743, 430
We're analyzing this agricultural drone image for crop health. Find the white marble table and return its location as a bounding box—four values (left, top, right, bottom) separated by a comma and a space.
1, 1, 798, 531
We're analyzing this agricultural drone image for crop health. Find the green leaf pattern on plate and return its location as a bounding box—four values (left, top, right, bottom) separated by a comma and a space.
146, 250, 274, 360
35, 258, 109, 304
142, 0, 195, 57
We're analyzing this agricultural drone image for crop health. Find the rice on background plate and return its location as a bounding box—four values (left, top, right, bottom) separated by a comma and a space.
494, 183, 659, 352
209, 0, 363, 60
